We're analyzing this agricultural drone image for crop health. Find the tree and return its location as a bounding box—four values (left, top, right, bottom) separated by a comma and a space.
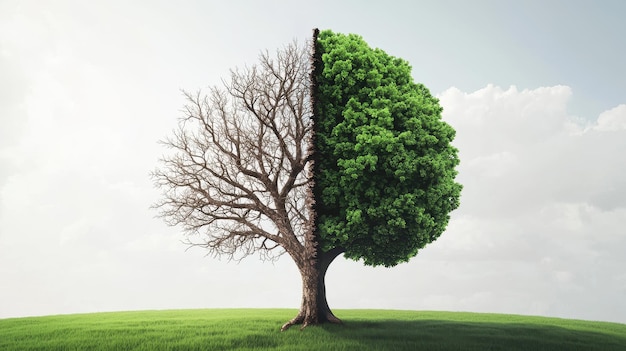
153, 29, 461, 331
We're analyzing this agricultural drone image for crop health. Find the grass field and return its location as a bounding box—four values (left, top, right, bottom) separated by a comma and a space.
1, 309, 624, 350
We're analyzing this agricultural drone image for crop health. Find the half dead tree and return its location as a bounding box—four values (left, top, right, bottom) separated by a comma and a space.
152, 39, 342, 330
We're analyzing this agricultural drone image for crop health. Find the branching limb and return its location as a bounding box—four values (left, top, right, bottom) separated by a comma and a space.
152, 41, 313, 261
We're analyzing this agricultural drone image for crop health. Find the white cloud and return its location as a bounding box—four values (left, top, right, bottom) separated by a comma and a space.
595, 104, 626, 131
440, 85, 571, 158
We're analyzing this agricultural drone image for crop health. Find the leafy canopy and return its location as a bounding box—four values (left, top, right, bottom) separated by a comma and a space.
314, 30, 462, 267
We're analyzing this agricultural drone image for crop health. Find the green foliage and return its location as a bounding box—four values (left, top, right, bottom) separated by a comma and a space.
1, 309, 625, 351
314, 30, 462, 266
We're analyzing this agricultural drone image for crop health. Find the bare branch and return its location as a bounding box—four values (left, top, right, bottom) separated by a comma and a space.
152, 40, 313, 262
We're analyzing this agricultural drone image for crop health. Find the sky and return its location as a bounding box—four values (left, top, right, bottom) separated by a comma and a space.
1, 0, 625, 324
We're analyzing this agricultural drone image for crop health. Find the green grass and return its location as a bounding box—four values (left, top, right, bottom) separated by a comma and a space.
1, 309, 624, 350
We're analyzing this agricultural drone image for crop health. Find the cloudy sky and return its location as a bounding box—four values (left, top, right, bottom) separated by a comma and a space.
1, 0, 625, 324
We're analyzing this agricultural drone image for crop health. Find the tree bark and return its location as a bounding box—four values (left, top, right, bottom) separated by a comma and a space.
280, 247, 344, 331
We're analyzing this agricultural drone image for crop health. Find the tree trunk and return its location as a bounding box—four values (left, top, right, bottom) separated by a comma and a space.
280, 247, 344, 331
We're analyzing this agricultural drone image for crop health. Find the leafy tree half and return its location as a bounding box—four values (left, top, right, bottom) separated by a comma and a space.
313, 29, 462, 267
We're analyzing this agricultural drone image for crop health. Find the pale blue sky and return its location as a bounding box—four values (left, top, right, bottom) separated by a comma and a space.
308, 0, 625, 119
1, 0, 625, 323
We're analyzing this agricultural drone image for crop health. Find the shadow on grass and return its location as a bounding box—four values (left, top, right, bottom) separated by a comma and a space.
317, 319, 626, 351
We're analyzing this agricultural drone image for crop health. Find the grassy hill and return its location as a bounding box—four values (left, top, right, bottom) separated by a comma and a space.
1, 309, 624, 350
